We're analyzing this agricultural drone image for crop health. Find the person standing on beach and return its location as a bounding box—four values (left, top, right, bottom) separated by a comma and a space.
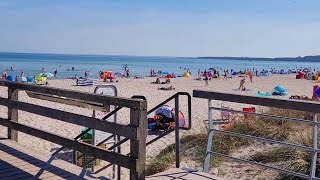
239, 77, 246, 91
223, 70, 227, 80
126, 69, 130, 77
41, 67, 45, 72
20, 70, 24, 77
204, 70, 209, 86
249, 71, 253, 83
54, 69, 57, 77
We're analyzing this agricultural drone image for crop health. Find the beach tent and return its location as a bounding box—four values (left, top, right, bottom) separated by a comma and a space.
43, 72, 54, 77
20, 76, 27, 83
297, 71, 306, 79
183, 72, 190, 77
101, 71, 116, 80
148, 105, 189, 130
165, 74, 174, 78
6, 75, 14, 81
27, 76, 36, 84
273, 85, 288, 95
258, 72, 272, 77
162, 71, 172, 75
36, 74, 47, 82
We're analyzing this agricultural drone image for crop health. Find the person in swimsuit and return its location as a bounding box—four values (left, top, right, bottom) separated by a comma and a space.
204, 70, 209, 86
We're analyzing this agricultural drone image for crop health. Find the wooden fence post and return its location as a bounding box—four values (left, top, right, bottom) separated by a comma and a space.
8, 87, 18, 141
130, 102, 147, 180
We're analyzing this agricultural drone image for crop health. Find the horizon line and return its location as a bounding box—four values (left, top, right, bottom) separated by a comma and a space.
0, 51, 318, 59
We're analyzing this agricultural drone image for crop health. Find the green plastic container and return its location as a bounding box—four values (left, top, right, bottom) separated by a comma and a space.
81, 128, 93, 141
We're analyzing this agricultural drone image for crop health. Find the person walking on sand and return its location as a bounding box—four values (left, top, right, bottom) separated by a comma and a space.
204, 70, 209, 86
223, 70, 228, 80
239, 77, 246, 91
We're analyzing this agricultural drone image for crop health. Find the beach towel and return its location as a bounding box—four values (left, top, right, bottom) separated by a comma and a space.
256, 91, 272, 97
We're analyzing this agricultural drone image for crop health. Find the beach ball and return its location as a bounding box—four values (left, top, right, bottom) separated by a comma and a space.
6, 75, 14, 81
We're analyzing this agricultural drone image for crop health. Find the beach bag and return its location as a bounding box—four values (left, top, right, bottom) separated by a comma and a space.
243, 107, 256, 121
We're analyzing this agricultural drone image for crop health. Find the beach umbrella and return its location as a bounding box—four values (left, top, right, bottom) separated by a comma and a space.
43, 72, 54, 77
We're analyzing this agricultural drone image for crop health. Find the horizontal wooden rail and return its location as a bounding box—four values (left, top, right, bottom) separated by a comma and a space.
0, 118, 136, 170
0, 97, 138, 140
26, 91, 110, 112
0, 80, 146, 110
193, 90, 320, 113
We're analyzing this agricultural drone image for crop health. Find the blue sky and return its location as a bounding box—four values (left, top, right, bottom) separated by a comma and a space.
0, 0, 320, 57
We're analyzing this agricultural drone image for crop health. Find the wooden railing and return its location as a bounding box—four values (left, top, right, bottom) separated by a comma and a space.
0, 80, 147, 180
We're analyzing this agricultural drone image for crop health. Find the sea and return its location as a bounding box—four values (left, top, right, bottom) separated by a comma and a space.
0, 52, 319, 79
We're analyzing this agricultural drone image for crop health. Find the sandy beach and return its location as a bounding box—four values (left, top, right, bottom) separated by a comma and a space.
0, 74, 317, 179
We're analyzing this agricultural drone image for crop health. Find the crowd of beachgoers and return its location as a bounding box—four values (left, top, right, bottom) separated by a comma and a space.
1, 65, 320, 93
1, 63, 320, 179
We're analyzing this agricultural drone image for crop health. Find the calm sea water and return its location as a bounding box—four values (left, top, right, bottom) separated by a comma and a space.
0, 53, 319, 79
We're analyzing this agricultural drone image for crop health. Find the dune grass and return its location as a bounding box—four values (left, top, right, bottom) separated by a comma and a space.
146, 107, 316, 178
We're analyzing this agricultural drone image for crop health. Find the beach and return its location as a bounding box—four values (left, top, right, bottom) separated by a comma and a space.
0, 74, 317, 179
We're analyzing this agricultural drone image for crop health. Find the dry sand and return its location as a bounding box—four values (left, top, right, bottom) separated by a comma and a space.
0, 74, 317, 179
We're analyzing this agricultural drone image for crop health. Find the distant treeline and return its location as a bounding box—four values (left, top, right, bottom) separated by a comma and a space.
198, 55, 320, 62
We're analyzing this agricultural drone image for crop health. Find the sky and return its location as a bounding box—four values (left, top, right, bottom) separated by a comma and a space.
0, 0, 320, 57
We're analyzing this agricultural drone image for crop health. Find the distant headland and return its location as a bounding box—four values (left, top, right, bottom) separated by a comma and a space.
198, 55, 320, 62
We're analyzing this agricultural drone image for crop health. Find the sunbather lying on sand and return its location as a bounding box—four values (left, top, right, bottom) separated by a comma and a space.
158, 86, 175, 91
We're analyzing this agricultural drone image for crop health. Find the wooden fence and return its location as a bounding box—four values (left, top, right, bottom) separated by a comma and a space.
0, 80, 147, 180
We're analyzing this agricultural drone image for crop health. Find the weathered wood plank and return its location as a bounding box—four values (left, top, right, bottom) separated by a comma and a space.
193, 90, 320, 113
0, 80, 144, 109
7, 87, 18, 141
130, 108, 147, 180
0, 97, 138, 140
0, 138, 104, 179
26, 91, 110, 112
0, 118, 137, 170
